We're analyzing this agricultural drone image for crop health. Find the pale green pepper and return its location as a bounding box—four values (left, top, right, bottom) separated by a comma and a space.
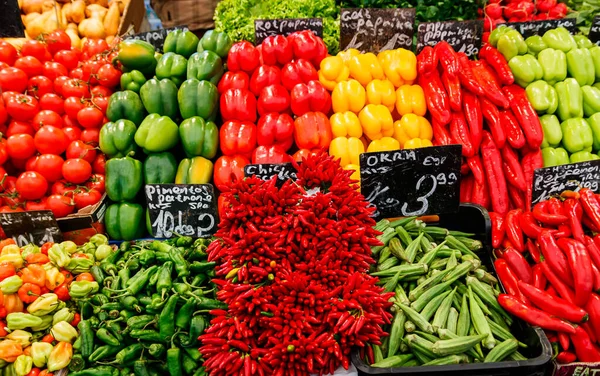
14, 355, 32, 376
27, 293, 59, 316
48, 244, 70, 268
52, 308, 75, 326
6, 313, 43, 330
31, 342, 53, 368
51, 321, 78, 343
0, 275, 22, 294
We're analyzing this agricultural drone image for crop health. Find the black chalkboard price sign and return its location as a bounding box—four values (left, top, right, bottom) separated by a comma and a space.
0, 0, 25, 38
145, 184, 218, 238
507, 18, 577, 39
127, 25, 189, 52
0, 210, 63, 246
244, 163, 297, 185
339, 8, 416, 53
360, 145, 462, 219
416, 20, 483, 57
589, 16, 600, 45
254, 18, 323, 45
532, 160, 600, 204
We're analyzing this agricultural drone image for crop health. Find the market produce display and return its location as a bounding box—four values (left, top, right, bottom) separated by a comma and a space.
0, 235, 111, 375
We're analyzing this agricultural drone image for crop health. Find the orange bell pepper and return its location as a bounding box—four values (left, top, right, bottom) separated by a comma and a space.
21, 265, 46, 288
294, 112, 333, 150
4, 293, 23, 314
25, 253, 50, 265
213, 155, 250, 192
0, 339, 23, 362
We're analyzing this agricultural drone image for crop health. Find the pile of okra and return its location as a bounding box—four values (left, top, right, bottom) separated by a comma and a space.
368, 217, 528, 368
70, 237, 223, 376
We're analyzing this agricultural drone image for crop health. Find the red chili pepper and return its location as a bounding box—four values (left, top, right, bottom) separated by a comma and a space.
583, 215, 600, 233
505, 209, 525, 252
532, 264, 546, 290
585, 293, 600, 342
538, 230, 574, 286
495, 259, 529, 304
556, 351, 577, 364
479, 45, 515, 86
520, 212, 546, 240
503, 247, 533, 283
570, 325, 600, 362
557, 238, 593, 307
580, 188, 600, 231
462, 91, 483, 152
441, 70, 462, 112
481, 131, 509, 214
498, 294, 576, 334
456, 52, 485, 96
489, 212, 505, 249
540, 260, 576, 304
518, 281, 588, 323
563, 198, 585, 242
558, 332, 570, 351
533, 201, 568, 226
480, 97, 506, 149
417, 46, 438, 77
450, 111, 474, 157
418, 70, 451, 125
503, 84, 544, 150
501, 146, 527, 192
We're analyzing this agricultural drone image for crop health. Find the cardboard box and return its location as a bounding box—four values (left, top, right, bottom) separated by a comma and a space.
57, 194, 108, 245
119, 0, 147, 35
150, 0, 216, 31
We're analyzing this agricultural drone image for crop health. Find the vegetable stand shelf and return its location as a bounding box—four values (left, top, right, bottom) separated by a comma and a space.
352, 204, 553, 376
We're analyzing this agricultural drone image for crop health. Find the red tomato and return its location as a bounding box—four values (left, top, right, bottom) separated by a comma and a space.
62, 124, 82, 142
21, 40, 49, 62
32, 110, 63, 130
16, 171, 48, 200
86, 173, 105, 193
7, 120, 34, 137
39, 93, 64, 114
62, 79, 90, 98
70, 67, 84, 80
46, 194, 75, 218
1, 176, 23, 207
66, 140, 96, 163
31, 154, 64, 182
6, 94, 39, 121
91, 85, 113, 98
74, 188, 102, 209
0, 95, 6, 126
1, 91, 18, 103
0, 67, 29, 92
64, 96, 86, 119
6, 134, 35, 159
0, 205, 24, 212
25, 155, 38, 171
77, 107, 104, 129
81, 128, 100, 145
27, 76, 54, 99
62, 158, 92, 184
34, 126, 68, 155
45, 30, 71, 54
53, 75, 70, 96
97, 64, 121, 88
92, 154, 106, 174
43, 62, 68, 81
53, 50, 79, 71
26, 198, 48, 211
0, 62, 7, 71
14, 56, 43, 78
91, 96, 108, 114
82, 60, 103, 84
83, 39, 109, 58
51, 180, 76, 196
0, 140, 8, 166
0, 41, 17, 65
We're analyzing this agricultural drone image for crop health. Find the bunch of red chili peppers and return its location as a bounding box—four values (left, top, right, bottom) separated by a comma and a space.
418, 42, 543, 214
214, 32, 332, 192
491, 188, 600, 363
200, 151, 393, 375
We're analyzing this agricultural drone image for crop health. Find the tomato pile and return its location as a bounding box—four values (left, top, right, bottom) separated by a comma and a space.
0, 31, 120, 218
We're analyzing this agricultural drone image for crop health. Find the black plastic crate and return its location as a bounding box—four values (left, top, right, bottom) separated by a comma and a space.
352, 203, 553, 376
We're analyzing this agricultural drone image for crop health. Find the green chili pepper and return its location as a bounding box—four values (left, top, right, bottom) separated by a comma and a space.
89, 345, 124, 363
118, 268, 130, 289
126, 257, 140, 272
184, 347, 202, 361
181, 315, 206, 348
138, 250, 156, 266
91, 294, 110, 306
169, 248, 189, 277
138, 295, 153, 307
194, 297, 227, 310
90, 265, 106, 286
97, 328, 120, 346
89, 316, 101, 328
166, 347, 183, 376
120, 310, 136, 321
157, 262, 173, 299
126, 266, 159, 295
159, 295, 178, 342
173, 283, 190, 295
148, 343, 166, 358
101, 242, 128, 276
182, 353, 196, 375
98, 311, 109, 322
120, 296, 143, 313
101, 302, 122, 311
68, 354, 86, 372
116, 344, 144, 365
120, 368, 132, 376
69, 366, 120, 376
133, 360, 151, 376
190, 274, 207, 287
155, 252, 171, 263
175, 299, 196, 329
130, 329, 163, 342
78, 320, 95, 360
79, 301, 95, 320
189, 261, 215, 273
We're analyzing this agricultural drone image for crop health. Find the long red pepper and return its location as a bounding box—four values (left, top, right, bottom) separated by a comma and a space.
522, 150, 544, 211
540, 260, 576, 304
592, 263, 600, 293
563, 198, 585, 242
419, 71, 451, 125
503, 84, 544, 149
558, 238, 593, 307
495, 259, 530, 304
580, 188, 600, 230
533, 201, 568, 226
527, 239, 542, 264
434, 41, 459, 79
548, 198, 566, 216
480, 97, 506, 149
555, 224, 572, 238
456, 52, 485, 96
583, 215, 600, 233
431, 118, 452, 146
505, 209, 525, 252
417, 46, 438, 77
450, 112, 474, 157
500, 110, 526, 150
531, 263, 546, 290
585, 293, 600, 343
520, 212, 546, 240
507, 185, 526, 212
503, 247, 533, 283
518, 281, 588, 323
462, 91, 483, 152
479, 45, 515, 86
556, 351, 577, 364
441, 70, 462, 112
470, 176, 490, 210
570, 325, 600, 362
481, 131, 509, 214
466, 155, 485, 185
489, 212, 505, 249
558, 332, 570, 352
498, 294, 576, 334
471, 60, 510, 109
501, 146, 527, 192
587, 236, 600, 269
538, 230, 574, 286
460, 174, 474, 203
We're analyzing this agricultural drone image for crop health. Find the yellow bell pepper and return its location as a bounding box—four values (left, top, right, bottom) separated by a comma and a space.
337, 48, 360, 65
175, 157, 213, 184
367, 137, 400, 153
359, 104, 394, 140
393, 114, 433, 148
332, 80, 366, 114
366, 79, 396, 112
331, 111, 362, 138
1, 245, 20, 256
378, 49, 418, 87
396, 85, 427, 117
344, 164, 361, 186
0, 253, 23, 269
329, 137, 364, 167
404, 139, 433, 149
349, 53, 385, 86
319, 56, 350, 91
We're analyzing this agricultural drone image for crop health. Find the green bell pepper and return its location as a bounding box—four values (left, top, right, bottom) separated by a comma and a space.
591, 46, 600, 82
116, 40, 157, 76
561, 117, 593, 153
155, 52, 188, 87
140, 78, 179, 119
588, 113, 600, 151
99, 119, 138, 158
525, 35, 547, 57
186, 51, 224, 85
175, 157, 214, 184
567, 48, 595, 86
107, 90, 146, 126
582, 85, 600, 117
489, 26, 527, 61
570, 150, 598, 163
542, 147, 570, 167
135, 114, 179, 153
178, 79, 219, 120
555, 78, 584, 121
526, 80, 558, 115
179, 116, 219, 159
508, 55, 543, 87
143, 152, 178, 184
105, 203, 145, 241
542, 27, 577, 53
538, 48, 567, 85
575, 35, 595, 49
120, 70, 146, 93
163, 30, 199, 59
105, 155, 143, 202
540, 114, 563, 148
197, 30, 232, 58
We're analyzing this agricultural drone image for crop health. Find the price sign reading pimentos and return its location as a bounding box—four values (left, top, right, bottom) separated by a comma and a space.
244, 163, 298, 186
359, 145, 462, 219
0, 210, 63, 246
127, 25, 189, 52
507, 18, 577, 38
416, 20, 483, 57
589, 16, 600, 45
254, 18, 323, 44
145, 184, 218, 238
340, 8, 416, 52
532, 160, 600, 204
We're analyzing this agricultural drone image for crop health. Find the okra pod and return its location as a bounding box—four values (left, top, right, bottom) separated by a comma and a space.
454, 236, 483, 251
406, 233, 424, 263
389, 216, 417, 228
372, 228, 397, 254
446, 235, 480, 260
411, 280, 453, 312
409, 268, 452, 302
405, 320, 416, 333
395, 286, 410, 306
433, 287, 457, 332
423, 226, 450, 239
384, 269, 402, 293
396, 226, 413, 247
373, 344, 384, 363
405, 334, 436, 359
446, 249, 458, 269
397, 303, 434, 334
466, 276, 512, 323
437, 329, 484, 361
389, 238, 409, 261
423, 354, 469, 366
432, 334, 487, 356
420, 241, 447, 266
371, 354, 414, 368
488, 319, 527, 348
372, 264, 428, 278
420, 235, 433, 253
377, 257, 399, 272
509, 351, 527, 361
484, 339, 518, 363
378, 247, 392, 264
375, 219, 391, 232
446, 307, 459, 334
469, 286, 496, 349
457, 294, 471, 337
388, 310, 406, 357
420, 289, 452, 322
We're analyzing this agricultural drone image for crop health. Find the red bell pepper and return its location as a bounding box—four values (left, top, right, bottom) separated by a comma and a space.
281, 59, 318, 91
250, 66, 281, 97
213, 155, 250, 192
217, 71, 250, 94
558, 238, 593, 307
290, 80, 331, 117
219, 120, 257, 158
227, 41, 260, 74
293, 112, 332, 150
287, 30, 327, 67
252, 145, 290, 164
257, 84, 290, 116
261, 35, 293, 66
257, 113, 294, 152
220, 88, 257, 123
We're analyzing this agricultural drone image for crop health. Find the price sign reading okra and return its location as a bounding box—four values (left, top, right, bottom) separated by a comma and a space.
416, 20, 483, 57
254, 18, 323, 44
145, 184, 218, 238
507, 18, 577, 39
359, 145, 462, 220
532, 160, 600, 204
589, 16, 600, 45
0, 210, 63, 246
